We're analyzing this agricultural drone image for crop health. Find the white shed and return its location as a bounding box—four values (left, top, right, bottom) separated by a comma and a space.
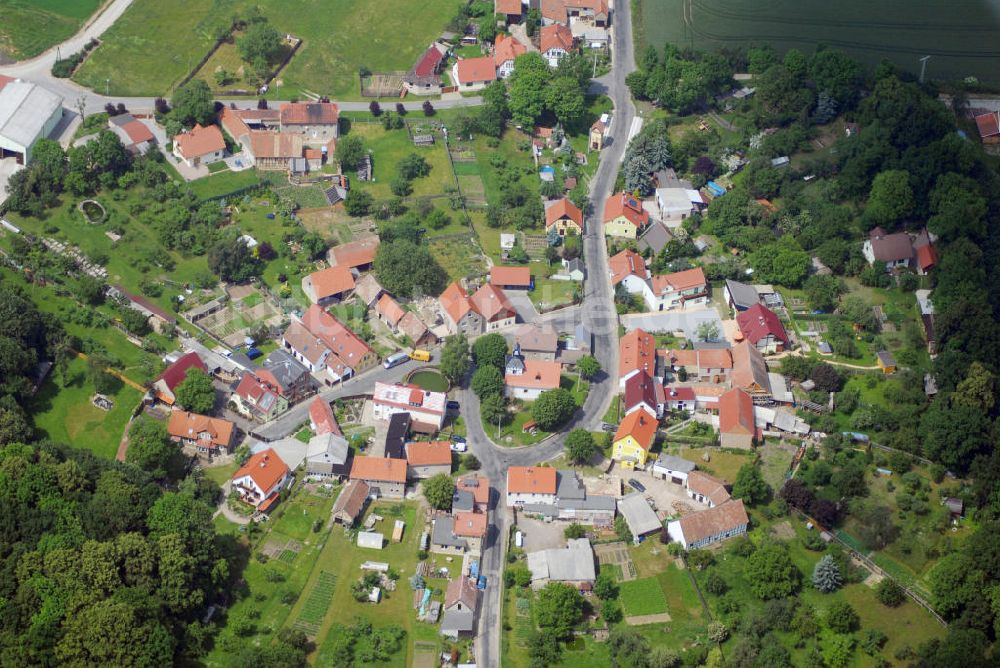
357, 531, 385, 550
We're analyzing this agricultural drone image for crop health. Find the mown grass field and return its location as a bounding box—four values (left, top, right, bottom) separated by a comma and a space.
74, 0, 463, 97
0, 0, 101, 60
636, 0, 1000, 83
619, 577, 670, 616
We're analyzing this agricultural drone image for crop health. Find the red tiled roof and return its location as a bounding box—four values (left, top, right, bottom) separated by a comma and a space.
121, 120, 154, 145
405, 440, 452, 466
174, 124, 225, 159
220, 106, 252, 141
490, 266, 532, 287
916, 244, 937, 272
440, 281, 473, 325
677, 499, 748, 543
413, 45, 446, 78
609, 249, 646, 285
455, 56, 497, 84
301, 304, 373, 375
650, 267, 706, 294
613, 407, 657, 449
249, 131, 304, 159
168, 410, 235, 449
470, 283, 515, 322
505, 359, 561, 390
0, 75, 13, 92
457, 475, 490, 505
661, 348, 733, 371
731, 341, 770, 393
663, 385, 696, 402
496, 0, 523, 14
507, 466, 557, 495
624, 371, 658, 412
687, 470, 731, 503
309, 396, 342, 436
494, 34, 527, 66
719, 388, 754, 436
975, 111, 1000, 139
545, 197, 582, 229
736, 303, 788, 346
350, 455, 407, 483
375, 293, 406, 326
279, 102, 339, 125
453, 511, 487, 537
332, 479, 369, 521
156, 352, 207, 395
540, 23, 574, 54
233, 448, 290, 495
306, 265, 355, 301
329, 237, 380, 269
619, 328, 656, 379
234, 372, 276, 405
604, 192, 649, 229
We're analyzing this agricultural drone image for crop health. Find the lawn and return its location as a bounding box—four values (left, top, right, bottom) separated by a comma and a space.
203, 461, 239, 486
29, 357, 142, 460
0, 0, 101, 60
75, 0, 462, 97
529, 277, 578, 311
348, 122, 457, 199
187, 169, 262, 201
672, 446, 751, 483
619, 577, 669, 616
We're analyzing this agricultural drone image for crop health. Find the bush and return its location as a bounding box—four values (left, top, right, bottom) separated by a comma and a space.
875, 578, 905, 607
825, 600, 859, 633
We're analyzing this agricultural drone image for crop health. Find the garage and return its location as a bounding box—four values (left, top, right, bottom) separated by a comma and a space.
0, 77, 65, 166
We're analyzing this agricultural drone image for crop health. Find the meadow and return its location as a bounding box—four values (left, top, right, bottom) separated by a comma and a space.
74, 0, 463, 97
636, 0, 1000, 83
0, 0, 101, 61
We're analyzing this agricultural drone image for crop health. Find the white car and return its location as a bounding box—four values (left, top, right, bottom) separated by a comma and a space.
450, 442, 467, 453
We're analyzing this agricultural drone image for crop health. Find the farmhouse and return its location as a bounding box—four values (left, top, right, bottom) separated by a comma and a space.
685, 471, 731, 507
512, 322, 559, 361
231, 448, 292, 512
398, 311, 438, 348
507, 466, 558, 506
405, 440, 452, 479
494, 34, 527, 79
332, 479, 369, 526
617, 492, 662, 541
431, 511, 487, 556
440, 577, 479, 639
667, 499, 749, 549
278, 102, 339, 142
405, 43, 448, 96
452, 56, 497, 91
730, 341, 772, 402
0, 78, 64, 164
723, 279, 761, 312
554, 471, 616, 527
653, 453, 696, 484
527, 538, 596, 590
504, 356, 561, 401
439, 281, 516, 335
718, 387, 757, 450
863, 227, 914, 270
151, 351, 207, 405
735, 303, 789, 353
540, 23, 575, 67
612, 407, 658, 469
660, 347, 733, 382
603, 192, 650, 239
353, 273, 385, 308
302, 265, 355, 305
284, 304, 377, 384
248, 131, 306, 171
327, 237, 380, 272
490, 266, 533, 290
172, 124, 226, 168
373, 382, 446, 431
618, 328, 656, 387
623, 371, 664, 418
350, 456, 407, 499
374, 293, 406, 332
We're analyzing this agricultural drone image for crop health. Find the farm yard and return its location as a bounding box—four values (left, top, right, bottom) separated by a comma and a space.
0, 0, 101, 61
637, 0, 1000, 83
73, 0, 464, 97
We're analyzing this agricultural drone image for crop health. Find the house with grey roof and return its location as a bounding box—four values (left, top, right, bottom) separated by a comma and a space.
617, 492, 662, 541
440, 577, 478, 638
431, 515, 468, 554
723, 279, 760, 313
653, 454, 696, 484
305, 432, 351, 478
527, 538, 596, 590
259, 349, 313, 400
637, 220, 673, 255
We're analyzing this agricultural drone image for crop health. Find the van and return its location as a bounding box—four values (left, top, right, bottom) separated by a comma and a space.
409, 349, 432, 362
515, 531, 523, 548
383, 352, 410, 369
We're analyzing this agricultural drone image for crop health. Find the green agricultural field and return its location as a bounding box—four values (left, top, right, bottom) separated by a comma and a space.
74, 0, 463, 97
0, 0, 101, 61
636, 0, 1000, 83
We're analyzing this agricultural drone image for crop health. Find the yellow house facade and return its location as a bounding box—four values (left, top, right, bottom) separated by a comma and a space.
604, 215, 640, 239
611, 408, 658, 470
603, 192, 650, 240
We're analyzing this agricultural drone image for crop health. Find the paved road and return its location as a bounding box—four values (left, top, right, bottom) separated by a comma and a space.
471, 0, 638, 663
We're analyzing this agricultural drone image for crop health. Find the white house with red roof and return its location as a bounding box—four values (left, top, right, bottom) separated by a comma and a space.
405, 43, 448, 95
623, 371, 665, 418
452, 56, 497, 91
232, 448, 292, 513
662, 385, 696, 413
504, 355, 562, 401
648, 267, 708, 311
372, 381, 447, 430
506, 466, 557, 506
494, 34, 527, 79
735, 303, 789, 354
151, 352, 207, 405
172, 124, 226, 168
540, 23, 575, 67
232, 372, 288, 422
281, 305, 377, 384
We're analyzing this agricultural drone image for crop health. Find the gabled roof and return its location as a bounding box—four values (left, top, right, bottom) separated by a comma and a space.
413, 44, 446, 78
613, 407, 657, 449
120, 119, 154, 145
603, 192, 649, 229
455, 56, 497, 84
623, 371, 659, 413
167, 410, 235, 449
619, 328, 656, 379
975, 110, 1000, 139
279, 101, 339, 125
445, 576, 479, 610
916, 244, 937, 272
248, 131, 304, 159
301, 305, 373, 374
439, 281, 474, 325
220, 106, 252, 142
328, 237, 380, 269
540, 23, 574, 54
725, 279, 759, 309
719, 388, 754, 436
332, 479, 369, 521
457, 475, 490, 506
374, 382, 446, 415
156, 352, 207, 394
508, 466, 557, 495
661, 347, 733, 371
470, 283, 515, 322
353, 273, 385, 307
662, 385, 696, 402
651, 267, 706, 294
233, 448, 290, 494
258, 349, 310, 393
494, 34, 527, 66
608, 249, 647, 285
398, 311, 432, 343
490, 266, 532, 287
545, 197, 583, 229
867, 228, 913, 263
174, 124, 225, 159
309, 396, 342, 436
514, 322, 559, 353
686, 471, 731, 505
306, 265, 356, 301
505, 359, 561, 390
282, 320, 330, 366
676, 499, 748, 543
731, 341, 770, 393
405, 440, 452, 467
617, 493, 661, 536
375, 293, 406, 326
453, 511, 487, 537
234, 372, 279, 411
736, 303, 788, 346
350, 455, 408, 483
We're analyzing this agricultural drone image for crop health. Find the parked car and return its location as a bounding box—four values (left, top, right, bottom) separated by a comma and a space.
477, 575, 487, 590
450, 434, 467, 444
628, 478, 646, 493
601, 422, 617, 433
447, 400, 460, 410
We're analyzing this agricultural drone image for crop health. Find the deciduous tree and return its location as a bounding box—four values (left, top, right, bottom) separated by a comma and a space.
423, 473, 456, 510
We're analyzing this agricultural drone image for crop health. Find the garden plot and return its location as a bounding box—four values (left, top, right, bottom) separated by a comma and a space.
594, 541, 637, 581
196, 289, 283, 347
293, 571, 338, 637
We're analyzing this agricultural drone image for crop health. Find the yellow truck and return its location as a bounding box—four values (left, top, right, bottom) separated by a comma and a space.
408, 349, 432, 362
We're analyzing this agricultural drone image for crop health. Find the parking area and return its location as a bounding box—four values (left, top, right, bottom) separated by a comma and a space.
620, 306, 724, 341
506, 291, 540, 324
617, 466, 699, 518
513, 515, 566, 552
